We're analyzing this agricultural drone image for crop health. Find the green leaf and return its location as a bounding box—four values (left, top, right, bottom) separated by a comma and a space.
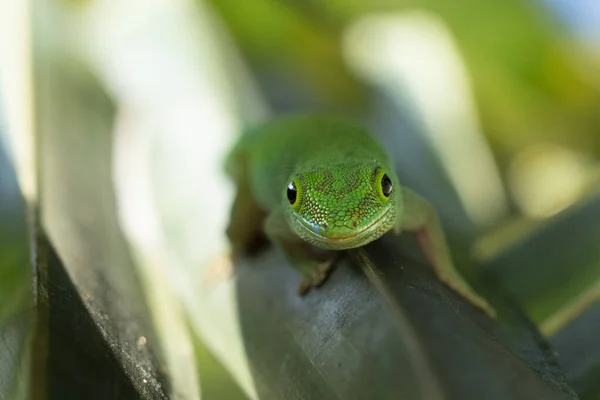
484, 192, 600, 327
0, 134, 33, 400
551, 301, 600, 399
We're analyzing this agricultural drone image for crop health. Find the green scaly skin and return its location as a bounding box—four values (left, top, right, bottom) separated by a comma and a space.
287, 160, 398, 250
226, 115, 495, 318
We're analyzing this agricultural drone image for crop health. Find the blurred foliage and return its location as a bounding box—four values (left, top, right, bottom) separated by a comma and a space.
485, 190, 600, 325
0, 145, 30, 324
207, 0, 600, 163
204, 0, 367, 111
0, 139, 32, 399
192, 332, 248, 400
552, 301, 600, 400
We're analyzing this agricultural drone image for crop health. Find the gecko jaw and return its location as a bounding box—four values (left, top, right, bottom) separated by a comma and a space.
292, 208, 393, 250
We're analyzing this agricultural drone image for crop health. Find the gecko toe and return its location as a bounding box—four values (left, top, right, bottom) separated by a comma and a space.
297, 260, 334, 294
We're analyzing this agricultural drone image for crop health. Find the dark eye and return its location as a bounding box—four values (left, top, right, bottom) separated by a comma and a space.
287, 181, 297, 204
381, 174, 392, 197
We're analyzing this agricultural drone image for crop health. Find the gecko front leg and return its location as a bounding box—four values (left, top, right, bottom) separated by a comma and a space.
226, 154, 268, 257
264, 207, 338, 294
396, 188, 496, 318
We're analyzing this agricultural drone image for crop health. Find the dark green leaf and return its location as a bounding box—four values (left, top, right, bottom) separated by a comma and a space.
552, 301, 600, 399
484, 191, 600, 324
0, 132, 33, 400
234, 234, 578, 400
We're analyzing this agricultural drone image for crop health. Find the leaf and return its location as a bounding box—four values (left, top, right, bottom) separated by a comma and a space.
34, 232, 145, 399
233, 233, 578, 400
551, 301, 600, 399
483, 191, 600, 327
0, 133, 33, 400
32, 46, 201, 399
0, 312, 32, 400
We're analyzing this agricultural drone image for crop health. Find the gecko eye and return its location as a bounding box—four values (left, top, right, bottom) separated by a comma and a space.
287, 181, 297, 204
381, 174, 392, 197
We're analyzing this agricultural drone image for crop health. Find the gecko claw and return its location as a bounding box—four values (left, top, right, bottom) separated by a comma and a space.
298, 261, 333, 295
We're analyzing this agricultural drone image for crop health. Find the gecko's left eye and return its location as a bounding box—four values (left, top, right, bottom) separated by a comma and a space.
287, 181, 297, 204
286, 177, 303, 209
381, 173, 392, 197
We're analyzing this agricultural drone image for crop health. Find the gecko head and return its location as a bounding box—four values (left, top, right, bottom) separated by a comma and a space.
284, 162, 399, 250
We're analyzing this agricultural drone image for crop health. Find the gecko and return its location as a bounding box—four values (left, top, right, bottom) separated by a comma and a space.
225, 115, 495, 317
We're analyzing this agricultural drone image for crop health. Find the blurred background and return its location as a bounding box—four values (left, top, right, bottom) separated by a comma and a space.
1, 0, 600, 399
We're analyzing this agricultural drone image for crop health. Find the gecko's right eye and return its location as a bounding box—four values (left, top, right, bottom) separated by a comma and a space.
287, 181, 297, 204
375, 168, 392, 202
381, 173, 392, 197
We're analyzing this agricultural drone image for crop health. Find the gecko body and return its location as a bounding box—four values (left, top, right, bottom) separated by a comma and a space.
226, 115, 494, 317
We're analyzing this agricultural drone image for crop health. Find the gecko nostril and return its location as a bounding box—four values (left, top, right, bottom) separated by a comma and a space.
352, 221, 357, 228
322, 223, 328, 230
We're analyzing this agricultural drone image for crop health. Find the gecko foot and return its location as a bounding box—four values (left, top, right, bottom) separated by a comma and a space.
437, 273, 497, 318
298, 261, 334, 295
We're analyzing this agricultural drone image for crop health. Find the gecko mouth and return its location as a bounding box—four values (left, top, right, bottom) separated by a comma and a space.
293, 208, 392, 250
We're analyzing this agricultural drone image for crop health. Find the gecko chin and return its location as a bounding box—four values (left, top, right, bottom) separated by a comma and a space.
291, 209, 395, 251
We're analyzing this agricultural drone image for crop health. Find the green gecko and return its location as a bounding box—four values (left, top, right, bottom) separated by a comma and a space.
225, 115, 495, 317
